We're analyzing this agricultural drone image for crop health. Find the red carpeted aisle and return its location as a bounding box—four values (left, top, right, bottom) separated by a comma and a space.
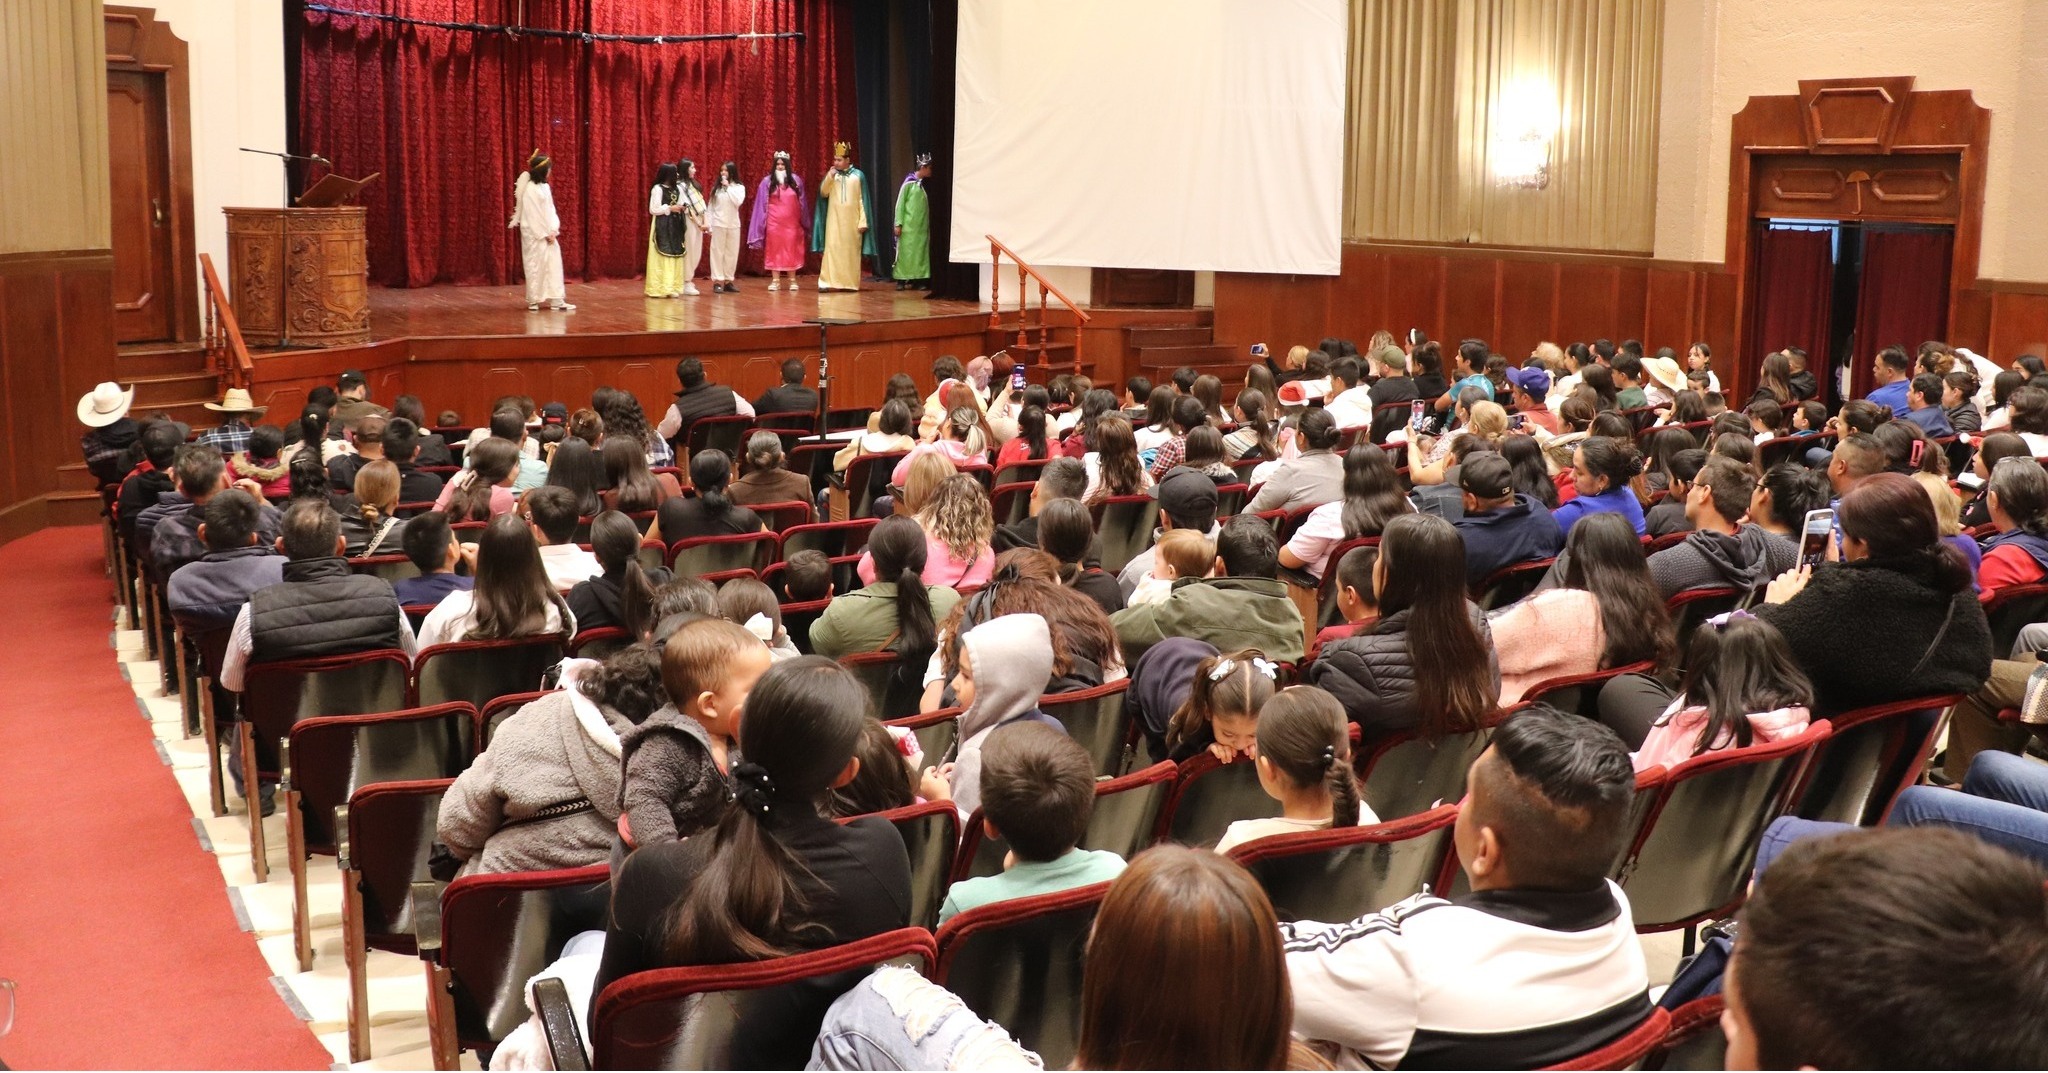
0, 526, 331, 1070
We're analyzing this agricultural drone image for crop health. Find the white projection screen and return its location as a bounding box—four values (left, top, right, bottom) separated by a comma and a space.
950, 0, 1346, 276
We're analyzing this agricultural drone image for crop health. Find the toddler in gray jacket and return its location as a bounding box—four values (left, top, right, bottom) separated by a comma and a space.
617, 618, 772, 848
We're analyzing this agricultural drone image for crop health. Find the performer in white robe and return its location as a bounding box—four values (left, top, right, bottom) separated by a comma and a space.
706, 161, 746, 292
811, 140, 875, 293
508, 150, 572, 311
676, 158, 708, 296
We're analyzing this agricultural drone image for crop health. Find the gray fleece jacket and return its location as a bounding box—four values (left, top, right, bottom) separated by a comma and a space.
948, 613, 1063, 819
617, 704, 736, 847
1647, 523, 1795, 599
436, 688, 630, 876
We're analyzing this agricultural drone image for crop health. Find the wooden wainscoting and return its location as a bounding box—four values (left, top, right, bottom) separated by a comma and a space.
0, 250, 121, 543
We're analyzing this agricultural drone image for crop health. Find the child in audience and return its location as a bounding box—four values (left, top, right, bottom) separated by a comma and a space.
781, 548, 833, 603
1620, 610, 1813, 770
715, 575, 800, 660
829, 717, 919, 819
1167, 648, 1280, 763
1313, 544, 1379, 651
437, 409, 461, 428
1790, 399, 1829, 436
918, 612, 1063, 818
938, 722, 1128, 923
617, 618, 771, 853
390, 510, 475, 607
1128, 527, 1215, 607
227, 424, 290, 498
1215, 687, 1371, 854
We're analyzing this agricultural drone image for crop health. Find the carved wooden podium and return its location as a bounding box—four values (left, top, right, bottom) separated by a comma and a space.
223, 171, 378, 347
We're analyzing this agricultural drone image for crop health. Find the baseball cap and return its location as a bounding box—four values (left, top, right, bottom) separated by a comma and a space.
338, 369, 368, 389
540, 402, 568, 425
1157, 469, 1220, 532
1504, 366, 1550, 396
1458, 452, 1515, 499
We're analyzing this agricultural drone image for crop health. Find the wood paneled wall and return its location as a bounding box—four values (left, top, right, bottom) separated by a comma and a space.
0, 252, 119, 543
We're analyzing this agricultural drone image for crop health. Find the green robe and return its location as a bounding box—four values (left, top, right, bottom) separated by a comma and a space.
893, 176, 930, 280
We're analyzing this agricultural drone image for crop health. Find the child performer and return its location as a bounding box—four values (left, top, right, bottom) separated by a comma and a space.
812, 140, 876, 293
509, 149, 573, 311
706, 161, 746, 293
645, 162, 687, 298
748, 150, 807, 291
893, 153, 932, 291
676, 158, 708, 296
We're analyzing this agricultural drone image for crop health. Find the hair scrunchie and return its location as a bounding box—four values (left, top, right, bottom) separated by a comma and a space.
732, 760, 777, 816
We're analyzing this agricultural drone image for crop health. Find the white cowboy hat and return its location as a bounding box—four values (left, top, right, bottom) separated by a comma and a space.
77, 381, 134, 427
1641, 355, 1687, 393
203, 387, 269, 416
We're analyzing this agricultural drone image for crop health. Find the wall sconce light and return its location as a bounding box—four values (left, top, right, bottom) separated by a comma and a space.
1493, 86, 1556, 190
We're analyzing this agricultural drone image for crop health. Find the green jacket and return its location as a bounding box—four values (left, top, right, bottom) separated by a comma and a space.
1111, 576, 1305, 666
808, 581, 961, 659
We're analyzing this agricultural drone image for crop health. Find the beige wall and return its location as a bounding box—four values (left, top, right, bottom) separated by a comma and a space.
0, 0, 111, 254
119, 0, 286, 274
1653, 0, 2048, 282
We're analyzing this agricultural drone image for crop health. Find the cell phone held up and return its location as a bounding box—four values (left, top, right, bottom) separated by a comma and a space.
1410, 399, 1428, 432
1798, 507, 1835, 570
1011, 365, 1028, 392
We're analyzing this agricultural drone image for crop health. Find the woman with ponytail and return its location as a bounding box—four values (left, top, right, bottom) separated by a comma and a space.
654, 448, 762, 542
436, 436, 520, 521
339, 459, 407, 556
810, 514, 960, 659
1553, 436, 1648, 535
593, 656, 912, 1017
567, 510, 669, 638
1223, 388, 1279, 463
1214, 686, 1372, 853
1036, 498, 1124, 614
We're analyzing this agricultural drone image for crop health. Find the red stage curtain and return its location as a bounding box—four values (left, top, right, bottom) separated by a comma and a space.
1746, 225, 1834, 402
298, 1, 857, 287
1850, 228, 1953, 400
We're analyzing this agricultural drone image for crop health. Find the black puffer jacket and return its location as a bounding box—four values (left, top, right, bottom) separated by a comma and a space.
1309, 603, 1500, 738
1754, 554, 1991, 716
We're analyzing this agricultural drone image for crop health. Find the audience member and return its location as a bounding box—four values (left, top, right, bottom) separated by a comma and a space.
1281, 444, 1413, 581
221, 500, 416, 694
655, 357, 750, 447
938, 722, 1127, 923
1554, 437, 1648, 535
600, 435, 680, 514
1154, 647, 1278, 764
542, 437, 605, 517
1748, 462, 1830, 540
436, 436, 521, 521
1036, 498, 1123, 615
654, 449, 762, 543
337, 460, 408, 558
1225, 389, 1281, 462
165, 490, 286, 631
1084, 413, 1155, 502
1620, 611, 1813, 769
416, 514, 575, 647
78, 380, 142, 487
193, 388, 266, 454
145, 444, 280, 578
924, 551, 1124, 709
828, 718, 919, 819
1315, 544, 1380, 649
331, 369, 389, 430
1113, 514, 1306, 664
1215, 686, 1371, 853
811, 515, 956, 659
618, 617, 769, 851
1116, 468, 1220, 596
566, 511, 666, 638
227, 424, 291, 500
1641, 448, 1704, 538
920, 613, 1064, 817
1646, 458, 1793, 598
1864, 344, 1913, 414
1450, 452, 1563, 586
1128, 527, 1214, 608
867, 473, 994, 588
751, 357, 819, 415
327, 411, 389, 490
519, 485, 601, 593
780, 549, 833, 603
1973, 455, 2048, 600
391, 511, 474, 607
393, 395, 456, 466
1147, 395, 1214, 482
1248, 408, 1346, 512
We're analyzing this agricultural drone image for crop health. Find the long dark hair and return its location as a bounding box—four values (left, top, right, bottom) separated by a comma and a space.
1839, 471, 1973, 594
1017, 405, 1049, 461
1372, 514, 1493, 738
715, 160, 741, 193
591, 387, 657, 452
662, 657, 870, 964
676, 158, 701, 198
1672, 613, 1814, 755
654, 161, 679, 195
1561, 512, 1675, 668
1036, 498, 1095, 585
1501, 434, 1558, 507
296, 406, 331, 448
1338, 444, 1411, 539
690, 449, 734, 511
288, 454, 330, 501
603, 436, 664, 513
829, 718, 916, 818
545, 437, 605, 516
1233, 389, 1279, 460
449, 438, 519, 522
1090, 415, 1145, 502
1574, 436, 1644, 495
867, 515, 936, 656
468, 514, 566, 640
1255, 686, 1360, 827
766, 153, 798, 193
590, 510, 656, 638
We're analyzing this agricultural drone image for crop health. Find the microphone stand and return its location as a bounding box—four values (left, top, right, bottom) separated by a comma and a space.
804, 318, 863, 445
239, 147, 330, 206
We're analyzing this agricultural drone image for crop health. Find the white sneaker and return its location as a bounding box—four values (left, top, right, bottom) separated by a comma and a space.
768, 280, 782, 291
551, 302, 576, 312
684, 284, 701, 296
527, 302, 541, 311
788, 279, 801, 291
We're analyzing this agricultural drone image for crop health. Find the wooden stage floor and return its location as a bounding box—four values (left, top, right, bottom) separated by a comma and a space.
366, 277, 982, 340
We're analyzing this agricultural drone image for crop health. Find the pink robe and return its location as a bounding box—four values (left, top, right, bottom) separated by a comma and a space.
759, 187, 807, 271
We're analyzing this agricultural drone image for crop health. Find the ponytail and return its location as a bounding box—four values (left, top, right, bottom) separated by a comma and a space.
892, 565, 936, 656
1324, 744, 1361, 829
1255, 686, 1357, 828
620, 560, 656, 639
868, 515, 935, 656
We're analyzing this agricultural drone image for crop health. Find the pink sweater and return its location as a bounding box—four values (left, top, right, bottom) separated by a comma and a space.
856, 532, 995, 590
1633, 703, 1811, 772
1488, 588, 1606, 703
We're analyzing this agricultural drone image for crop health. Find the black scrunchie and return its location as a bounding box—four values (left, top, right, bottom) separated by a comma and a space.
733, 760, 777, 816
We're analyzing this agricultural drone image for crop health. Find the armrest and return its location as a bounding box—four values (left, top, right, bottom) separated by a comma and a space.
277, 737, 294, 793
334, 804, 351, 871
410, 880, 445, 958
533, 977, 591, 1071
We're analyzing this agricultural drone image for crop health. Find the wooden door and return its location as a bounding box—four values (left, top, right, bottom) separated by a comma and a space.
107, 69, 173, 343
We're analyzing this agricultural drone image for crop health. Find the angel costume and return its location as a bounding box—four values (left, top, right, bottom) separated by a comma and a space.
508, 153, 570, 310
811, 143, 876, 292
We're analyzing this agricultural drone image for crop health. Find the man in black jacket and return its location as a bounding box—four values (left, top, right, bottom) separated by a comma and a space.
751, 358, 820, 417
220, 499, 417, 694
116, 419, 185, 552
1452, 454, 1563, 586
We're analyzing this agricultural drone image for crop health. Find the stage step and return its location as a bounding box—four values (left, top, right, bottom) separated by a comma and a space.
1126, 325, 1213, 348
1134, 343, 1238, 369
116, 341, 212, 379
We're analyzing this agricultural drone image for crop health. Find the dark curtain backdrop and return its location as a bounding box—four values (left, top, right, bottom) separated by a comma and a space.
1851, 228, 1953, 401
298, 0, 858, 287
852, 0, 933, 280
1748, 226, 1835, 401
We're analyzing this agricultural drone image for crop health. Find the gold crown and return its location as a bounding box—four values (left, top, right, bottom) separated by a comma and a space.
833, 140, 853, 158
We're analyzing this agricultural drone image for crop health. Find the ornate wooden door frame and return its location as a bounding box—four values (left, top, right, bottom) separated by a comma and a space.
105, 5, 199, 343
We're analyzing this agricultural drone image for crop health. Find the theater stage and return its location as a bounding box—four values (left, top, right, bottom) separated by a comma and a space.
245, 277, 997, 426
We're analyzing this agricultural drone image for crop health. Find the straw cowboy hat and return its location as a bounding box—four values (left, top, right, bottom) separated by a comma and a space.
76, 381, 135, 427
204, 387, 269, 416
1641, 355, 1687, 394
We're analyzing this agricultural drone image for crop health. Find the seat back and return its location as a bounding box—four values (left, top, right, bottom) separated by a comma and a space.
1038, 681, 1132, 776
954, 761, 1177, 882
1539, 1008, 1673, 1071
1090, 494, 1161, 575
343, 777, 452, 954
934, 882, 1111, 1070
778, 598, 831, 654
1666, 587, 1744, 647
838, 650, 927, 720
590, 928, 935, 1071
1476, 557, 1554, 609
1982, 582, 2048, 659
844, 452, 909, 519
748, 499, 814, 533
669, 532, 777, 578
1227, 805, 1458, 923
1161, 753, 1281, 847
479, 689, 558, 747
288, 703, 477, 853
1616, 722, 1830, 931
847, 802, 959, 931
885, 707, 960, 766
1357, 727, 1491, 821
1793, 695, 1957, 825
1647, 996, 1727, 1072
1518, 660, 1658, 719
753, 410, 820, 435
825, 406, 873, 433
350, 554, 423, 582
685, 414, 754, 459
784, 442, 841, 497
992, 460, 1046, 487
779, 518, 878, 570
243, 650, 414, 777
989, 481, 1035, 526
413, 635, 567, 711
435, 864, 612, 1051
568, 627, 632, 660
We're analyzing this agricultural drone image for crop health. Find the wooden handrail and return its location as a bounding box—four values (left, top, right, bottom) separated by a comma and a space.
200, 253, 254, 390
987, 234, 1090, 376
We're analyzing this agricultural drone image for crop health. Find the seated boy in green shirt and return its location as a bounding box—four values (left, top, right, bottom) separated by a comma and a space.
938, 722, 1127, 923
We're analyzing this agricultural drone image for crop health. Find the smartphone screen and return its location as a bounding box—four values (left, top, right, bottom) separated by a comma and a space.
1798, 508, 1835, 569
1011, 367, 1027, 391
1509, 413, 1527, 430
1410, 399, 1427, 430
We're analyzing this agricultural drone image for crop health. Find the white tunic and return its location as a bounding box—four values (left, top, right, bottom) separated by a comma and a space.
510, 178, 565, 305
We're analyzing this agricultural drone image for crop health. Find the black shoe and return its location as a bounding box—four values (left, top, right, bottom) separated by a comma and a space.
255, 781, 278, 818
895, 280, 908, 290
